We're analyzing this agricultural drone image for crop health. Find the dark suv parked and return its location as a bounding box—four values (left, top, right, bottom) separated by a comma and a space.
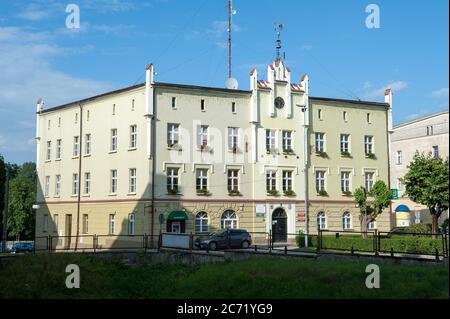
194, 229, 252, 251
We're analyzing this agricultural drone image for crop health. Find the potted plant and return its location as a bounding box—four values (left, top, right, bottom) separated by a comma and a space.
196, 189, 210, 195
365, 152, 377, 159
167, 188, 178, 195
267, 189, 279, 196
317, 189, 329, 197
283, 147, 295, 155
283, 189, 296, 196
341, 151, 352, 158
315, 151, 329, 158
228, 189, 241, 196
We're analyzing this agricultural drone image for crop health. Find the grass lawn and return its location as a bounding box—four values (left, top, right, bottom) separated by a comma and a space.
0, 253, 448, 299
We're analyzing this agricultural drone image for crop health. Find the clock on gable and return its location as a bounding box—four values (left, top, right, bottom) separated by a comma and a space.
274, 96, 285, 109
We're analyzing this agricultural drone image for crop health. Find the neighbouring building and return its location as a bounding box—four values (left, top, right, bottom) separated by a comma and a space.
34, 58, 393, 249
390, 110, 449, 227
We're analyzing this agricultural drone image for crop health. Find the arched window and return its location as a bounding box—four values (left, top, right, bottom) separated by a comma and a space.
342, 212, 351, 230
317, 212, 326, 230
128, 213, 135, 235
221, 210, 237, 229
195, 211, 209, 233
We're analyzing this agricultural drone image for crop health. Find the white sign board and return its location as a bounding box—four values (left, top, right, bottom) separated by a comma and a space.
161, 233, 190, 249
255, 204, 266, 217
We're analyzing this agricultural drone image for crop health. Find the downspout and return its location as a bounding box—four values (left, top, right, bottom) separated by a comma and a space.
75, 103, 83, 251
151, 89, 156, 243
302, 75, 310, 247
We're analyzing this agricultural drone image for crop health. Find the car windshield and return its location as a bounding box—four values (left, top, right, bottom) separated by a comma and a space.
209, 231, 227, 237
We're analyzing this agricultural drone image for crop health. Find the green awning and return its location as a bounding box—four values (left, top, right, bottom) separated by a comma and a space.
167, 210, 188, 221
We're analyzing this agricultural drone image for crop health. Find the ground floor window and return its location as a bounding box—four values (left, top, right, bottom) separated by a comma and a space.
221, 210, 237, 229
128, 213, 135, 235
109, 214, 115, 234
195, 211, 209, 233
317, 212, 326, 230
342, 212, 351, 230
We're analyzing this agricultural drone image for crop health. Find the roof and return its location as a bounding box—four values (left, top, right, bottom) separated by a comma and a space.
393, 110, 449, 129
309, 96, 389, 108
41, 81, 251, 114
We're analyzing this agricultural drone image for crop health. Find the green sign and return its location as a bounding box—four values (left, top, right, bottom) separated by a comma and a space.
391, 189, 398, 200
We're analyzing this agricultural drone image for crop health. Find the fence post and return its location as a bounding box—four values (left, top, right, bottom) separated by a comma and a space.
33, 237, 36, 254
189, 232, 193, 251
284, 245, 287, 255
374, 229, 379, 256
143, 233, 148, 250
435, 248, 440, 261
269, 230, 272, 253
48, 235, 52, 252
317, 230, 321, 253
93, 235, 96, 253
445, 233, 449, 257
390, 247, 394, 257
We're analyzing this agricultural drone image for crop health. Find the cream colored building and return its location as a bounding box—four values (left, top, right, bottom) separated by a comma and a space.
34, 59, 392, 248
390, 111, 449, 226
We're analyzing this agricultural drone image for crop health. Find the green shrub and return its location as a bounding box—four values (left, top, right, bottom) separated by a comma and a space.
404, 223, 432, 234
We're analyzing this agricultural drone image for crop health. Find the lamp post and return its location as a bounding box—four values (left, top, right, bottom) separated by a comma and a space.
2, 168, 9, 253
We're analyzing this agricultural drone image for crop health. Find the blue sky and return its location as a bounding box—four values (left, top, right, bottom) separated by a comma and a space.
0, 0, 448, 164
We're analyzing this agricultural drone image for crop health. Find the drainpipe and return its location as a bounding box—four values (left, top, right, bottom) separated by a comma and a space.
74, 103, 83, 251
384, 89, 393, 229
301, 74, 310, 247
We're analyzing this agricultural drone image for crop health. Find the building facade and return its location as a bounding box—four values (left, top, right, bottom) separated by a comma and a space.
34, 60, 392, 248
390, 111, 449, 226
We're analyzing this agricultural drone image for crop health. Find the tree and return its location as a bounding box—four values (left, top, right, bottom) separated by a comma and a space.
0, 154, 5, 238
354, 180, 392, 236
403, 152, 449, 235
7, 162, 36, 240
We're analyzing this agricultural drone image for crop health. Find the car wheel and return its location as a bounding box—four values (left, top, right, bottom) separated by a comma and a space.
208, 242, 217, 251
241, 240, 250, 249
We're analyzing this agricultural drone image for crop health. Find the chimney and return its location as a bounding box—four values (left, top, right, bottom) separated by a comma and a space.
384, 88, 393, 132
145, 63, 154, 117
36, 98, 44, 113
250, 68, 258, 123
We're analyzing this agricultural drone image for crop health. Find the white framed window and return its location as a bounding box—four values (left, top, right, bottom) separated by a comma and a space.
282, 130, 292, 151
128, 213, 135, 235
342, 212, 352, 230
43, 214, 48, 232
195, 212, 209, 233
111, 129, 118, 151
266, 129, 276, 151
46, 141, 51, 161
56, 139, 62, 160
72, 173, 79, 195
315, 170, 326, 193
317, 212, 326, 230
171, 97, 176, 109
396, 150, 402, 164
55, 175, 61, 196
85, 133, 91, 155
340, 134, 350, 153
432, 145, 439, 158
228, 127, 238, 150
365, 172, 374, 192
196, 168, 208, 191
84, 172, 91, 195
368, 220, 376, 230
197, 125, 208, 147
82, 214, 88, 234
130, 125, 137, 149
315, 133, 325, 152
129, 168, 137, 194
54, 214, 59, 233
167, 167, 179, 192
397, 178, 404, 192
364, 135, 374, 155
73, 136, 79, 157
110, 170, 117, 194
44, 176, 50, 197
167, 123, 179, 146
343, 111, 348, 122
282, 170, 293, 192
221, 210, 237, 229
266, 170, 276, 192
109, 214, 115, 234
227, 169, 239, 191
426, 126, 433, 136
341, 171, 350, 193
200, 99, 205, 111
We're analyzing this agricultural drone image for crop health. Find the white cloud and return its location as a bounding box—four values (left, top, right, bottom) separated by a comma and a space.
360, 81, 408, 100
17, 5, 50, 21
431, 87, 449, 98
300, 44, 314, 51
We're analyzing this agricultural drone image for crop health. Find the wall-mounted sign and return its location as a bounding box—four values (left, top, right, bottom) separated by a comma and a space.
255, 204, 266, 217
391, 189, 398, 200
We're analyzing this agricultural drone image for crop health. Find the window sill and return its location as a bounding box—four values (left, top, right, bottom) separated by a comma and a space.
83, 154, 91, 157
45, 160, 51, 163
82, 194, 90, 197
128, 147, 137, 151
127, 192, 137, 196
70, 194, 78, 197
53, 195, 60, 198
72, 156, 79, 159
55, 158, 61, 161
109, 150, 117, 154
108, 193, 117, 196
166, 193, 182, 196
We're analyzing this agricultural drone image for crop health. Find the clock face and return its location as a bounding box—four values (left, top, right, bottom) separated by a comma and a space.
274, 97, 285, 109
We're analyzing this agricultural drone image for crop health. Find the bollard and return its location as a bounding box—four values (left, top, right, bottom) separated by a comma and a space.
284, 245, 287, 255
351, 246, 354, 255
390, 248, 394, 257
435, 248, 440, 261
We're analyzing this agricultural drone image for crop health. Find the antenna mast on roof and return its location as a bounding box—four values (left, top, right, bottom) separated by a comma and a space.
226, 0, 238, 89
275, 22, 284, 61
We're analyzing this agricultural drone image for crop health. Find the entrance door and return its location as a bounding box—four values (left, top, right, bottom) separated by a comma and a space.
272, 208, 287, 242
65, 214, 72, 249
171, 221, 181, 233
